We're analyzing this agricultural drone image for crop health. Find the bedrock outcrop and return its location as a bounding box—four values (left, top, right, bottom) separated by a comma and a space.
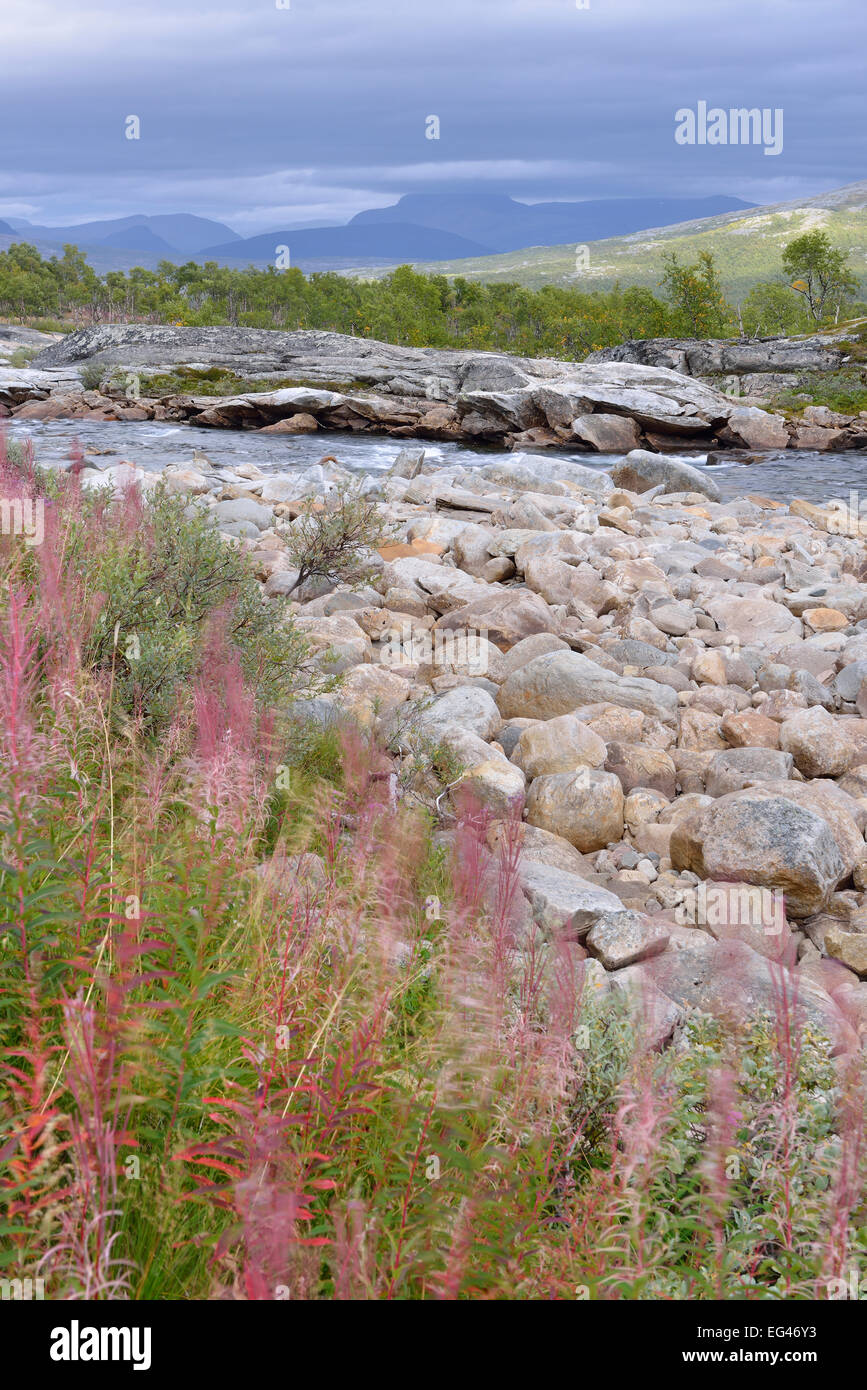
12, 324, 861, 449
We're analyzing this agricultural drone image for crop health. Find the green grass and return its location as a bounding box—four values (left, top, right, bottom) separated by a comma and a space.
136, 367, 376, 398
7, 347, 37, 367
769, 370, 867, 416
31, 317, 76, 334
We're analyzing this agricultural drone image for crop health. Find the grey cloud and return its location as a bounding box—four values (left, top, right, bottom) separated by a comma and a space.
1, 0, 864, 230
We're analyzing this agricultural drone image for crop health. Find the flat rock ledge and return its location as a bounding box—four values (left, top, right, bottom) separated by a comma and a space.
2, 325, 862, 450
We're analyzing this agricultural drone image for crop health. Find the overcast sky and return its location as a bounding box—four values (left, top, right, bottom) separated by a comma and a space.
2, 0, 864, 232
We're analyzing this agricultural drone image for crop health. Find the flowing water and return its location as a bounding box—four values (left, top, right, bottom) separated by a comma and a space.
7, 416, 867, 506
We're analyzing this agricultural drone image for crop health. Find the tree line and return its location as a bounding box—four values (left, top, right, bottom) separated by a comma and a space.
0, 231, 861, 358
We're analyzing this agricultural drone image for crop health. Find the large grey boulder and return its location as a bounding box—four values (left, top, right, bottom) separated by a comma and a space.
497, 650, 680, 725
587, 334, 846, 378
479, 455, 614, 502
670, 792, 847, 917
704, 747, 794, 798
417, 686, 502, 741
517, 860, 623, 939
718, 406, 790, 450
212, 497, 274, 530
633, 935, 850, 1044
611, 449, 722, 502
586, 910, 670, 969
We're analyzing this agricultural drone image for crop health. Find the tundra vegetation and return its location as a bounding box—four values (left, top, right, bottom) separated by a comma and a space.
1, 437, 866, 1300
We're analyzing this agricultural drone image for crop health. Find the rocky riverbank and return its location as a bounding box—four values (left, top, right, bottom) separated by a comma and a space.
4, 324, 866, 452
58, 434, 867, 1055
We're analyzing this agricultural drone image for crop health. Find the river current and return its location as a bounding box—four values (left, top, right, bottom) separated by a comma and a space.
7, 416, 867, 507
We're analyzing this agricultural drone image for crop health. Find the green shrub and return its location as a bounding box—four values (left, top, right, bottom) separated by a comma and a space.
8, 346, 36, 367
771, 369, 867, 416
79, 362, 104, 391
283, 483, 394, 595
63, 483, 319, 734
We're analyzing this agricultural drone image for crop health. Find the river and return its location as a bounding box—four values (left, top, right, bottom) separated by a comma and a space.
6, 416, 867, 506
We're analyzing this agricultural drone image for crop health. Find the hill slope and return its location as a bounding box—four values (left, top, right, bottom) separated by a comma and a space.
353, 181, 867, 298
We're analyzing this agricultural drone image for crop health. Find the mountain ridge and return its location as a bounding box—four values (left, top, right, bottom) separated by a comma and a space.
348, 192, 755, 253
346, 180, 867, 297
0, 194, 757, 273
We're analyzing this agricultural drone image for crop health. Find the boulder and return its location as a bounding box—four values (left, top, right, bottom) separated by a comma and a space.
611, 450, 721, 502
501, 633, 569, 676
417, 686, 502, 741
670, 792, 846, 917
516, 860, 623, 939
704, 747, 794, 798
259, 412, 319, 433
638, 935, 846, 1041
525, 769, 624, 852
825, 927, 867, 978
435, 590, 562, 647
586, 910, 670, 969
213, 497, 274, 530
294, 614, 372, 672
326, 663, 410, 728
438, 728, 526, 815
718, 406, 790, 450
705, 595, 802, 653
746, 779, 866, 869
486, 820, 593, 877
497, 650, 679, 725
779, 706, 855, 778
605, 742, 677, 798
571, 413, 642, 452
719, 711, 780, 749
513, 714, 607, 779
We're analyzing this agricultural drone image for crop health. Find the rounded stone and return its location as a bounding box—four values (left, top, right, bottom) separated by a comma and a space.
526, 769, 624, 853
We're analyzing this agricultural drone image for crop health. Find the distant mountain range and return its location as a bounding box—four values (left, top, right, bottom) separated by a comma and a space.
0, 213, 240, 270
347, 193, 755, 253
198, 194, 754, 268
198, 220, 493, 266
0, 194, 755, 273
369, 180, 867, 299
